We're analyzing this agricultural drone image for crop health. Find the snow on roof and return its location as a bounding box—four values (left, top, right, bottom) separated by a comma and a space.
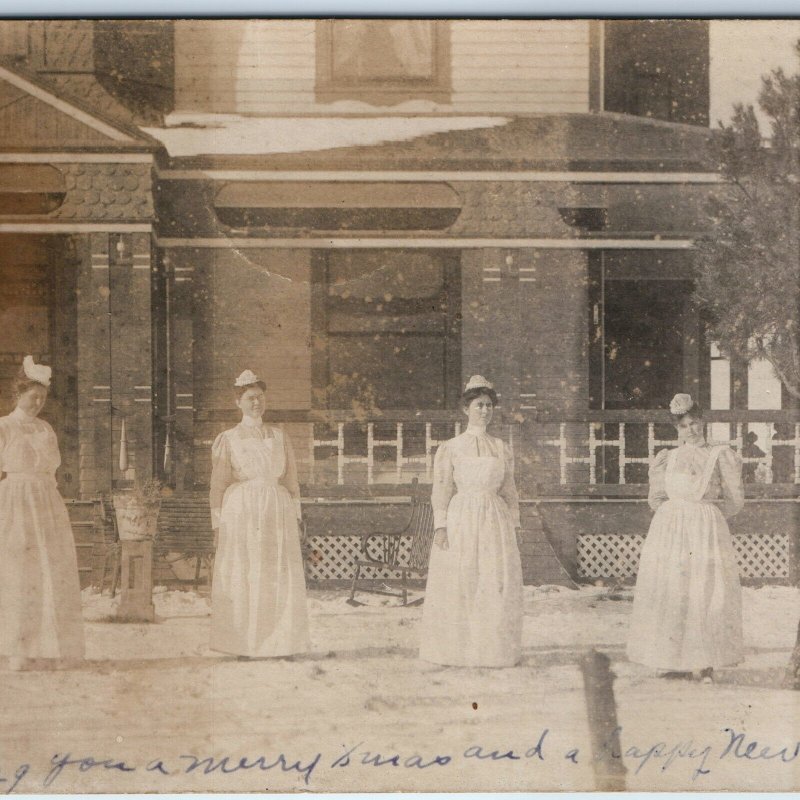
142, 114, 512, 158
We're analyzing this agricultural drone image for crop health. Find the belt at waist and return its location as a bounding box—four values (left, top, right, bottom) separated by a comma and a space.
233, 477, 280, 488
455, 488, 500, 497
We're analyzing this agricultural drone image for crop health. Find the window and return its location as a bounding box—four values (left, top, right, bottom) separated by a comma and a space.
311, 250, 461, 410
214, 182, 461, 231
603, 20, 709, 126
0, 165, 65, 215
589, 252, 700, 410
315, 20, 452, 105
588, 252, 699, 483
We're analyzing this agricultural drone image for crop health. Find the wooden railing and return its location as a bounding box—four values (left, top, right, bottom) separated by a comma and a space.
192, 409, 518, 488
535, 409, 800, 488
187, 408, 800, 493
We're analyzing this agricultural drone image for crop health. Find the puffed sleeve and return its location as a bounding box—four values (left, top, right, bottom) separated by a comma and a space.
209, 431, 233, 530
280, 430, 303, 521
648, 448, 671, 512
498, 440, 522, 529
717, 447, 744, 519
431, 440, 455, 530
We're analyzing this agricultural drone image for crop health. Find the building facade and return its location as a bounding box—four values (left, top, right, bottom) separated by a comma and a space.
0, 20, 795, 584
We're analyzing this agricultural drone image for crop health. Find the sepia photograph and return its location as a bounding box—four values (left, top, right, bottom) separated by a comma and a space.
0, 16, 799, 794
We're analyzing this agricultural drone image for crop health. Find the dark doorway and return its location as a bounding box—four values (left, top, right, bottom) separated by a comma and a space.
0, 235, 79, 497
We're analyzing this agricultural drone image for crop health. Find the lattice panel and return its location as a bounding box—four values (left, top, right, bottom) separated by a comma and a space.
578, 533, 791, 579
732, 532, 790, 579
305, 534, 413, 581
578, 534, 645, 578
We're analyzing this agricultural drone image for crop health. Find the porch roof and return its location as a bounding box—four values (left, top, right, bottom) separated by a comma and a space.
149, 112, 715, 173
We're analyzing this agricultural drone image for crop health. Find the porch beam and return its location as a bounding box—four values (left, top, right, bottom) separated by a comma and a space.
159, 169, 723, 184
157, 237, 696, 250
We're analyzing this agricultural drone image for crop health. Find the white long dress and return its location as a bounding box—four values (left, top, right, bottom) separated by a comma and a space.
0, 407, 85, 660
419, 425, 524, 667
209, 418, 310, 657
627, 442, 744, 671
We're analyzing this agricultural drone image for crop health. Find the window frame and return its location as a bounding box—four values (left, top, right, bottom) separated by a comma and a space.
310, 249, 462, 411
315, 20, 452, 106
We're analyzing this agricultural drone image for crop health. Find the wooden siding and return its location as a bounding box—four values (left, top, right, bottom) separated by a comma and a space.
175, 20, 591, 115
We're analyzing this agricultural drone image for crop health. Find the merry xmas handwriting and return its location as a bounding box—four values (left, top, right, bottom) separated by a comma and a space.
0, 728, 798, 792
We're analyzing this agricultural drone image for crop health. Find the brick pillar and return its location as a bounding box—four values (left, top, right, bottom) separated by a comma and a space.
460, 249, 521, 407
76, 233, 112, 497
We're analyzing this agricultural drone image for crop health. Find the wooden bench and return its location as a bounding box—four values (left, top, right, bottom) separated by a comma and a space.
154, 492, 216, 589
65, 498, 103, 589
347, 478, 436, 606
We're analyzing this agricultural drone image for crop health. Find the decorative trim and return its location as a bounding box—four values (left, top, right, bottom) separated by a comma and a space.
0, 65, 136, 143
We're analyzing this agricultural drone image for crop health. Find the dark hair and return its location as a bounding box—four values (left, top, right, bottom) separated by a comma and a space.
12, 369, 47, 401
461, 386, 499, 408
669, 401, 703, 424
234, 380, 266, 400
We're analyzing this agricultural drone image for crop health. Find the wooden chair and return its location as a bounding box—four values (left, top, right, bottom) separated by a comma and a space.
95, 496, 121, 596
347, 478, 436, 607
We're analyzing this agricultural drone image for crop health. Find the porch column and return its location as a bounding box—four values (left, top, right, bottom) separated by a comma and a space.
76, 231, 155, 497
168, 248, 196, 490
110, 232, 155, 483
76, 233, 112, 496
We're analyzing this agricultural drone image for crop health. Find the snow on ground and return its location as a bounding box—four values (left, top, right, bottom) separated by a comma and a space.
143, 115, 512, 157
1, 585, 799, 793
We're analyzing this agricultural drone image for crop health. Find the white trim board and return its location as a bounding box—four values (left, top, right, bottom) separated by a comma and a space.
160, 169, 723, 184
0, 223, 152, 233
0, 153, 153, 163
157, 237, 695, 250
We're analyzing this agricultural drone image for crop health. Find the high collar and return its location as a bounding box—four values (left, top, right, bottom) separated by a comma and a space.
681, 438, 707, 449
11, 406, 38, 423
240, 414, 264, 429
465, 422, 489, 436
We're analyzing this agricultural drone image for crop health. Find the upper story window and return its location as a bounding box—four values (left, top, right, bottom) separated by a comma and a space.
315, 20, 452, 106
603, 20, 709, 126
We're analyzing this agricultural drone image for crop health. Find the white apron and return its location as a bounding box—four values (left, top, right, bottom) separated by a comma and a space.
420, 453, 523, 667
0, 411, 84, 660
627, 446, 743, 671
211, 429, 310, 657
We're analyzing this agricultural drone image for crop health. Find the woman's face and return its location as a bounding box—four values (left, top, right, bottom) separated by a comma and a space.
676, 413, 704, 445
16, 385, 48, 418
464, 394, 494, 427
237, 387, 266, 419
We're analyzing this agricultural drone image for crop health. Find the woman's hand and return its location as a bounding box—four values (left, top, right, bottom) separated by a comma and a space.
434, 528, 449, 550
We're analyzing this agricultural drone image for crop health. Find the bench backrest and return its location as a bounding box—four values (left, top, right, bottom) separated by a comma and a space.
156, 492, 215, 553
408, 500, 435, 571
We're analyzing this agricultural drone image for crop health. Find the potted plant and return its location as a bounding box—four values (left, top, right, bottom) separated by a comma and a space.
112, 478, 164, 542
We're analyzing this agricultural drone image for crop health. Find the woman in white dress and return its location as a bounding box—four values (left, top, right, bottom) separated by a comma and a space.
419, 375, 524, 667
0, 357, 84, 670
209, 369, 310, 659
627, 393, 744, 682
